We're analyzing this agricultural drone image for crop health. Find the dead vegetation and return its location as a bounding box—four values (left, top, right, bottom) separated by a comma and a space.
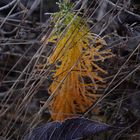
0, 0, 140, 139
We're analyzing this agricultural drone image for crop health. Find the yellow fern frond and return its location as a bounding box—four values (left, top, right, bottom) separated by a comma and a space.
43, 11, 113, 121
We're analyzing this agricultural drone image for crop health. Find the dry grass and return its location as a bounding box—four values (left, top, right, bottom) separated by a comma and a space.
0, 0, 140, 139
